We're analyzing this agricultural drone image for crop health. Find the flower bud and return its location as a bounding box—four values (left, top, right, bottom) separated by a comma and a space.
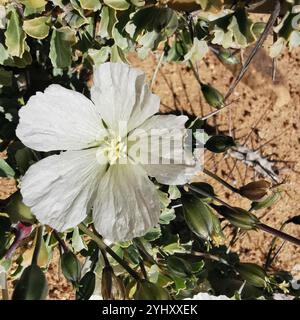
205, 135, 235, 153
236, 263, 267, 288
182, 195, 214, 240
134, 280, 170, 300
214, 205, 259, 230
61, 251, 81, 284
239, 180, 271, 201
76, 271, 96, 300
6, 192, 35, 223
12, 265, 48, 300
5, 222, 33, 259
101, 266, 126, 300
201, 83, 224, 109
250, 191, 280, 211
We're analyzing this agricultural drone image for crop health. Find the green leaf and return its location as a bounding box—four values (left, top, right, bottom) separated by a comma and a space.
0, 158, 15, 177
99, 6, 117, 38
49, 27, 77, 69
103, 0, 130, 11
158, 190, 171, 208
167, 256, 192, 278
88, 47, 111, 65
184, 38, 208, 63
5, 9, 26, 57
134, 280, 170, 300
110, 44, 128, 62
23, 16, 50, 40
20, 0, 46, 9
65, 10, 89, 29
0, 43, 32, 68
0, 68, 12, 87
168, 185, 181, 200
159, 208, 176, 225
79, 0, 102, 10
143, 226, 161, 241
72, 227, 87, 252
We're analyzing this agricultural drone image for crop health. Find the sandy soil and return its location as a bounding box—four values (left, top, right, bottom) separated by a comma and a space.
129, 45, 300, 276
1, 43, 300, 298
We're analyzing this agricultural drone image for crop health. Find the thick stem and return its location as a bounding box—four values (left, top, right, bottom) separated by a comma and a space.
187, 184, 300, 247
203, 168, 239, 193
78, 224, 140, 281
52, 230, 69, 253
258, 223, 300, 247
31, 226, 43, 266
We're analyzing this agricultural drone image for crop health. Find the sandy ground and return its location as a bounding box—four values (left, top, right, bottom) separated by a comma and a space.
129, 45, 300, 276
1, 43, 300, 298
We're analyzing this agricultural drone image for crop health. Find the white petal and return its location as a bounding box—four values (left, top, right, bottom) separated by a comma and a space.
20, 149, 107, 231
144, 163, 202, 185
16, 85, 105, 151
129, 115, 202, 185
91, 62, 160, 133
92, 163, 160, 241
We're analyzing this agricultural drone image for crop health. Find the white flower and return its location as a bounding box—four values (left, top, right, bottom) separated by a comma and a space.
185, 292, 231, 300
273, 293, 294, 300
16, 62, 200, 242
89, 294, 103, 300
0, 6, 6, 29
0, 265, 6, 289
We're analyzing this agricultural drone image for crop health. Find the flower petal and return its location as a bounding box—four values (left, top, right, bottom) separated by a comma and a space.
16, 85, 105, 152
92, 163, 160, 241
129, 115, 202, 185
91, 62, 160, 133
20, 149, 107, 231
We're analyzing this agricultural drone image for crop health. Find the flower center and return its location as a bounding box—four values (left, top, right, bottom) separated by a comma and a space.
101, 135, 127, 165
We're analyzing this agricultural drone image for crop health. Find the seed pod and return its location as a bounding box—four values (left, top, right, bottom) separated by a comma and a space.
61, 251, 81, 284
236, 263, 267, 288
250, 191, 280, 211
182, 195, 214, 240
286, 215, 300, 225
76, 271, 96, 300
101, 266, 113, 300
205, 135, 235, 153
239, 180, 271, 201
214, 205, 259, 230
189, 182, 215, 199
101, 266, 126, 300
12, 265, 48, 300
201, 83, 224, 109
134, 280, 170, 300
